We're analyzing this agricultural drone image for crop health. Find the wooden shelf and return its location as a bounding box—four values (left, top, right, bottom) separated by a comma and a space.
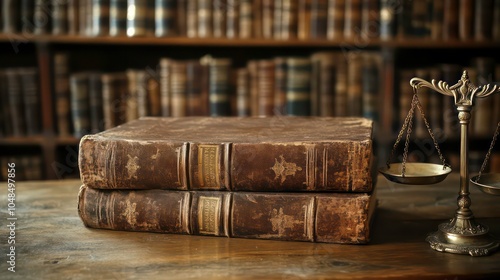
1, 33, 500, 48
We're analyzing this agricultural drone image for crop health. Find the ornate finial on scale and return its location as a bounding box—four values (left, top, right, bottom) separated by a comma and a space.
390, 70, 500, 256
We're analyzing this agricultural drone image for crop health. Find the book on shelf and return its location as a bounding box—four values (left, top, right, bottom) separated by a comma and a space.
70, 72, 91, 138
0, 155, 43, 181
5, 68, 26, 137
19, 67, 41, 136
109, 0, 127, 36
52, 0, 68, 35
154, 0, 177, 37
79, 117, 375, 192
78, 185, 376, 244
53, 52, 72, 137
474, 0, 494, 41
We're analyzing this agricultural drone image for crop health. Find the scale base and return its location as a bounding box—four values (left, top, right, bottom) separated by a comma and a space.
426, 220, 499, 256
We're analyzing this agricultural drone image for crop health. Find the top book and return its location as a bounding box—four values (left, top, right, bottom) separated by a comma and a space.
79, 117, 374, 192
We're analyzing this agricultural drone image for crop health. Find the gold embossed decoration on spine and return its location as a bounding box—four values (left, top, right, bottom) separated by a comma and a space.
197, 145, 221, 189
198, 196, 221, 235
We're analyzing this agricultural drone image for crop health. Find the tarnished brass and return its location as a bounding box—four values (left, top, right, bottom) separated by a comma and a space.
379, 163, 451, 185
471, 174, 500, 196
405, 70, 500, 256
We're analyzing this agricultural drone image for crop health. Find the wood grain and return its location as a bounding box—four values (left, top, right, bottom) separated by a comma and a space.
1, 174, 499, 279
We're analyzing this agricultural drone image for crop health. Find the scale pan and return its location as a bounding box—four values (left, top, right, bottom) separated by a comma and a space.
470, 173, 500, 196
379, 163, 452, 185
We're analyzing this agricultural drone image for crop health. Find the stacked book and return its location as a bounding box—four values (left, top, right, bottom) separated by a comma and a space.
78, 116, 377, 244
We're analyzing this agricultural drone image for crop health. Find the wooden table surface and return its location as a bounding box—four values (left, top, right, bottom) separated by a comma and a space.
1, 174, 500, 279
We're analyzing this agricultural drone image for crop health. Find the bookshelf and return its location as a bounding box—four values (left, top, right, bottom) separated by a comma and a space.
1, 0, 500, 180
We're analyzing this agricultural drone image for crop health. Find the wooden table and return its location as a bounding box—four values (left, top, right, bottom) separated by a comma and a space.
1, 174, 500, 279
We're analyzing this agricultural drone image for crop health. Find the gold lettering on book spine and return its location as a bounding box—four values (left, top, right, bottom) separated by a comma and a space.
198, 145, 220, 188
198, 196, 221, 235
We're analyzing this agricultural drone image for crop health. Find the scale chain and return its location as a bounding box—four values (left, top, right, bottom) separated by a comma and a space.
412, 88, 448, 168
475, 122, 500, 182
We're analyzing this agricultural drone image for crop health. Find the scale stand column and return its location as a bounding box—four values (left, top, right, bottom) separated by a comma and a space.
410, 71, 500, 256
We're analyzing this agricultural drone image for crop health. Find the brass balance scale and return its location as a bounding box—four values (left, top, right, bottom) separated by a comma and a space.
379, 70, 500, 257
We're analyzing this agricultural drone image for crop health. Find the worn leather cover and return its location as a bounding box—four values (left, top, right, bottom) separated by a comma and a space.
79, 117, 374, 192
78, 185, 376, 244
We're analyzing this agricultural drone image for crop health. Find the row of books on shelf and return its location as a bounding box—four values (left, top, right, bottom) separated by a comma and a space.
52, 51, 380, 138
397, 57, 500, 141
0, 155, 43, 181
0, 67, 40, 138
1, 0, 500, 41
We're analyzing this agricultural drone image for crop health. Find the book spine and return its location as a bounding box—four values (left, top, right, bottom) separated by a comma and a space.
67, 0, 80, 35
52, 0, 68, 35
147, 76, 161, 116
136, 71, 148, 118
361, 0, 379, 39
155, 0, 177, 37
494, 0, 500, 40
70, 73, 91, 138
208, 58, 232, 116
281, 0, 298, 39
34, 0, 51, 35
90, 0, 110, 36
212, 0, 226, 38
79, 0, 89, 35
170, 61, 187, 117
239, 0, 253, 38
431, 0, 444, 40
109, 0, 127, 36
21, 0, 35, 34
0, 72, 9, 137
474, 0, 494, 41
261, 0, 274, 38
186, 60, 204, 116
443, 0, 459, 40
310, 0, 327, 39
186, 0, 198, 37
472, 57, 495, 137
126, 0, 152, 36
343, 0, 361, 39
253, 0, 263, 38
53, 53, 71, 136
159, 58, 172, 116
410, 0, 429, 37
298, 0, 311, 40
88, 72, 104, 133
286, 57, 311, 116
20, 68, 41, 136
273, 57, 287, 116
236, 68, 250, 116
361, 53, 379, 122
334, 54, 347, 116
78, 186, 374, 243
125, 69, 139, 122
5, 69, 26, 136
396, 0, 412, 38
347, 52, 362, 116
101, 73, 126, 129
226, 0, 239, 38
317, 53, 336, 117
326, 0, 344, 40
176, 0, 187, 36
257, 60, 275, 117
458, 0, 473, 40
197, 0, 212, 38
2, 0, 20, 33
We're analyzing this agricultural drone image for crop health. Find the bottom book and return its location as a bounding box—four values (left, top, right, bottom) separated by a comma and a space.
78, 186, 377, 244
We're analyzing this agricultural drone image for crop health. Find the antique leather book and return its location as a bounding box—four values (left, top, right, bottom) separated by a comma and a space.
79, 117, 374, 192
78, 185, 376, 244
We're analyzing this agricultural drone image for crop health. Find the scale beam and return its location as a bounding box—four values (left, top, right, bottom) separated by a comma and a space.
406, 70, 500, 256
